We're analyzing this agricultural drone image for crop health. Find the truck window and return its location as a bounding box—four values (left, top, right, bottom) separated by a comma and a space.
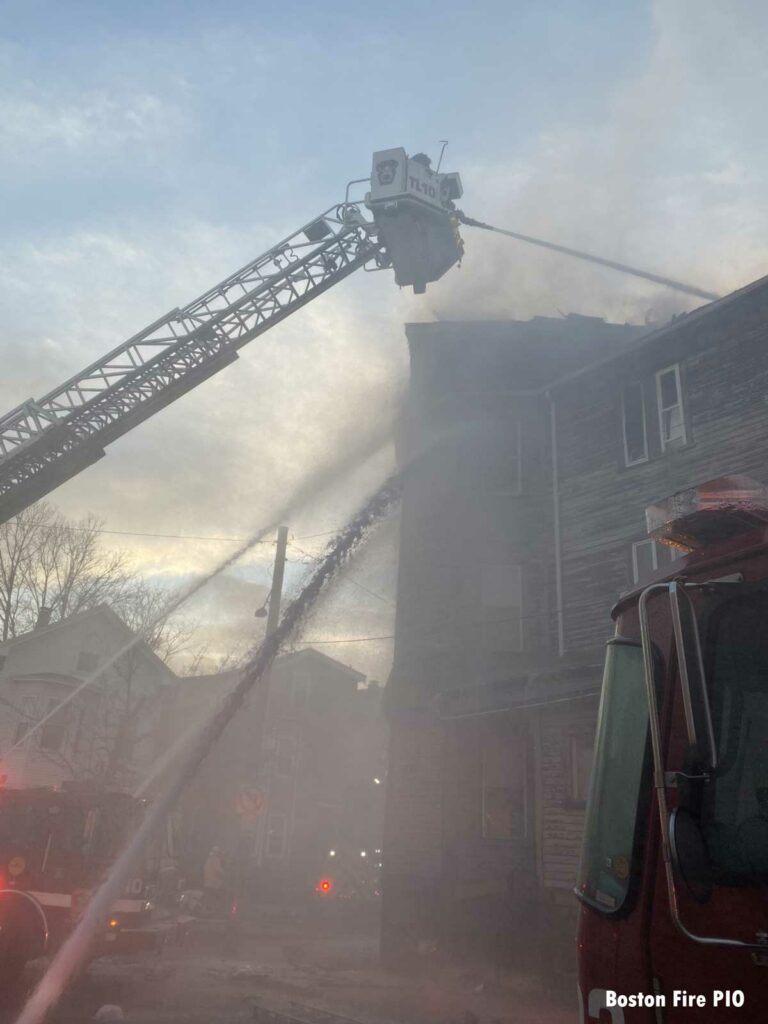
577, 639, 649, 913
703, 592, 768, 884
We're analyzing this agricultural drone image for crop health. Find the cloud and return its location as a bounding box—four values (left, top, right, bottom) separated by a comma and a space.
423, 1, 768, 325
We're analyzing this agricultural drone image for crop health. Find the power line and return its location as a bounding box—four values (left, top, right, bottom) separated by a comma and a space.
3, 522, 341, 545
288, 541, 395, 606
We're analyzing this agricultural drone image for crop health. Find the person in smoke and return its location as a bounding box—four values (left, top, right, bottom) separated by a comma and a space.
203, 844, 227, 916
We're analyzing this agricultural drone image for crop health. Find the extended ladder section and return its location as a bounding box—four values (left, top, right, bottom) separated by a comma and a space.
0, 149, 464, 524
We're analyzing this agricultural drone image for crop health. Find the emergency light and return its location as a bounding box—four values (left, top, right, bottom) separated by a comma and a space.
646, 475, 768, 552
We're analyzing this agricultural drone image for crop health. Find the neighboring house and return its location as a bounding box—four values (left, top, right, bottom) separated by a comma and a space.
0, 604, 177, 791
382, 273, 768, 976
172, 648, 385, 903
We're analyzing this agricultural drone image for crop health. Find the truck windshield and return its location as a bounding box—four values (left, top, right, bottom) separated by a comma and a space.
703, 590, 768, 885
577, 639, 649, 913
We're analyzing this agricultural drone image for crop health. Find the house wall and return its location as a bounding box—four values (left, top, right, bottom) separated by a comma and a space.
384, 287, 768, 971
0, 610, 171, 790
555, 283, 768, 658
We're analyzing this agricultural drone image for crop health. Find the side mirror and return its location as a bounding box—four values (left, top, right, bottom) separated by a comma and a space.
669, 807, 713, 903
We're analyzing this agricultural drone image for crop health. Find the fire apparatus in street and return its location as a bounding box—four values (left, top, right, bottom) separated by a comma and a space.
577, 476, 768, 1022
0, 783, 176, 983
0, 147, 463, 983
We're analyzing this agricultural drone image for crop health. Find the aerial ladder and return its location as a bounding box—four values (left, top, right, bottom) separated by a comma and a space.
0, 148, 463, 525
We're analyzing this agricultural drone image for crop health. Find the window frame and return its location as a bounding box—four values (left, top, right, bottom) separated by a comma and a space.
631, 539, 659, 584
483, 413, 522, 497
480, 563, 524, 654
76, 650, 99, 674
264, 812, 288, 859
481, 725, 528, 840
655, 363, 686, 450
576, 637, 656, 918
621, 381, 648, 467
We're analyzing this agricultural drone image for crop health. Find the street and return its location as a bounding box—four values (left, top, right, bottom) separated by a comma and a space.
1, 911, 576, 1024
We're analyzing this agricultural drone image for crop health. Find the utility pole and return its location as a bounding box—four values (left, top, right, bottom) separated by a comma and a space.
252, 526, 288, 870
265, 526, 289, 639
230, 526, 288, 922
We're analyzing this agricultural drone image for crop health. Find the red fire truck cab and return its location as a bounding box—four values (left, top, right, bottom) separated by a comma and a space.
577, 476, 768, 1022
0, 782, 175, 984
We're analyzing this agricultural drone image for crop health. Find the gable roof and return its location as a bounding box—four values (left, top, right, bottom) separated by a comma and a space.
405, 272, 768, 398
0, 603, 176, 683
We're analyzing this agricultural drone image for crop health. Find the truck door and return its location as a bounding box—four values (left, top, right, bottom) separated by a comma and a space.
647, 585, 768, 1022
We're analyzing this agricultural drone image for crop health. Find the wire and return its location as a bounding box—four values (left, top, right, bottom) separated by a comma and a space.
288, 541, 395, 606
456, 210, 721, 302
2, 522, 342, 545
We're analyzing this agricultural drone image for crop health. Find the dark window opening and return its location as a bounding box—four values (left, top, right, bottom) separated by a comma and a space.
622, 382, 647, 466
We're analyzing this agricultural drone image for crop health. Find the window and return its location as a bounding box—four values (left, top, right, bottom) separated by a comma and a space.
13, 697, 37, 745
0, 654, 6, 672
265, 813, 288, 858
569, 731, 595, 806
702, 592, 768, 884
578, 640, 650, 913
482, 725, 526, 839
631, 539, 685, 584
39, 699, 69, 752
622, 382, 648, 466
656, 364, 686, 449
274, 729, 296, 778
483, 417, 522, 495
480, 564, 523, 652
76, 651, 99, 673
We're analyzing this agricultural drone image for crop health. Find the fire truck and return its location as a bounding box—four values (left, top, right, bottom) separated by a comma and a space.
0, 783, 177, 983
577, 476, 768, 1022
0, 148, 463, 981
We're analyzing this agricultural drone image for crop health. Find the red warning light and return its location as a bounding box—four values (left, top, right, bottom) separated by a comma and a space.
316, 878, 333, 894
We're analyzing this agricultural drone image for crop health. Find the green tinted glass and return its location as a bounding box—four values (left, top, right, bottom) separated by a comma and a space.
578, 641, 649, 912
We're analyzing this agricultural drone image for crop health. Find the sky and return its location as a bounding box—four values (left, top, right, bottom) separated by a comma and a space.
1, 0, 767, 677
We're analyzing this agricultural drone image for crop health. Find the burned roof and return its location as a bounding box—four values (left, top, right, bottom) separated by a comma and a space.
405, 314, 648, 395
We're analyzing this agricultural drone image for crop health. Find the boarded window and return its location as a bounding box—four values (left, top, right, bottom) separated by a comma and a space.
483, 417, 522, 495
39, 699, 69, 752
76, 651, 99, 673
265, 813, 288, 858
13, 697, 37, 745
656, 364, 686, 449
622, 383, 647, 465
482, 725, 526, 839
480, 564, 523, 652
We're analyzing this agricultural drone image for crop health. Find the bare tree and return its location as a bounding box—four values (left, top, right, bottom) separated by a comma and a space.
0, 503, 205, 788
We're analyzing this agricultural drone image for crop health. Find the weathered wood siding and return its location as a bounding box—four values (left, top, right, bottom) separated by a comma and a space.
538, 704, 597, 890
555, 287, 768, 656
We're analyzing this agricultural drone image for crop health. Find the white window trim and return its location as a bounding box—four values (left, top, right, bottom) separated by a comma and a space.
655, 364, 686, 451
621, 382, 648, 467
631, 539, 658, 584
484, 415, 522, 496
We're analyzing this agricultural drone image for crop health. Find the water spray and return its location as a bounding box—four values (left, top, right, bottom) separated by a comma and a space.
1, 424, 394, 767
13, 474, 401, 1024
456, 210, 721, 302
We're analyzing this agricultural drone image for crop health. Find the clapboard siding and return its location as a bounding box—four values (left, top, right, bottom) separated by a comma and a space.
555, 286, 768, 656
